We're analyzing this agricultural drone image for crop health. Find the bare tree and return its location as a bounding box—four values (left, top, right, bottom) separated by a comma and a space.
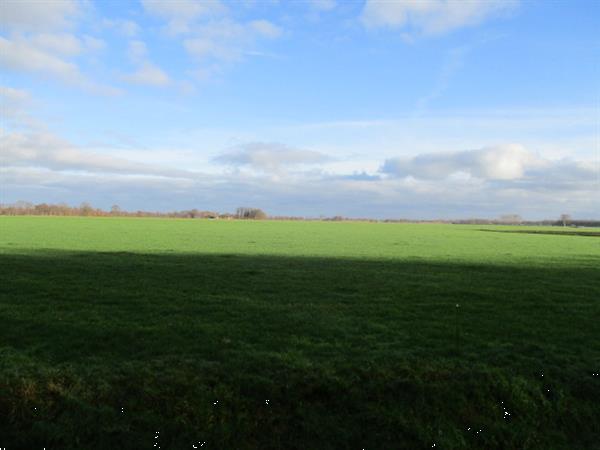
198, 210, 218, 219
559, 214, 571, 227
34, 203, 51, 215
236, 207, 267, 220
80, 202, 94, 216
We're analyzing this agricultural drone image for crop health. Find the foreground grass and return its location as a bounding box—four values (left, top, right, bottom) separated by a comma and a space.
1, 217, 599, 449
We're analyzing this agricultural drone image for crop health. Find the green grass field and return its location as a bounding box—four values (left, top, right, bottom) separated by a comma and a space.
1, 216, 599, 449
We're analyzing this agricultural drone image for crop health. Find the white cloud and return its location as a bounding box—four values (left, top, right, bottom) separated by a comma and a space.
0, 85, 30, 105
184, 36, 236, 62
309, 0, 336, 12
131, 0, 285, 84
0, 116, 206, 208
128, 40, 148, 62
0, 166, 197, 201
101, 18, 140, 37
0, 36, 119, 95
249, 20, 283, 39
123, 62, 170, 87
0, 2, 113, 94
362, 0, 518, 35
141, 0, 226, 35
380, 145, 599, 198
29, 32, 83, 56
2, 129, 598, 218
0, 86, 34, 128
4, 154, 597, 219
123, 40, 171, 87
141, 1, 282, 78
0, 0, 81, 31
82, 35, 106, 52
381, 145, 540, 180
0, 129, 193, 179
275, 108, 598, 163
215, 142, 330, 172
0, 36, 83, 83
2, 85, 596, 219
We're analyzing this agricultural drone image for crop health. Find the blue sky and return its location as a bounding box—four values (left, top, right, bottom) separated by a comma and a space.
1, 0, 599, 219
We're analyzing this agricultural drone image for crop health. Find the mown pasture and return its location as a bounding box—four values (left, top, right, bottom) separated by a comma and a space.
1, 216, 599, 449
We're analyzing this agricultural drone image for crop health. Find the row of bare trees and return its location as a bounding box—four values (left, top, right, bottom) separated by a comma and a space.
452, 214, 600, 227
1, 202, 597, 226
0, 201, 268, 220
0, 201, 107, 217
235, 207, 267, 220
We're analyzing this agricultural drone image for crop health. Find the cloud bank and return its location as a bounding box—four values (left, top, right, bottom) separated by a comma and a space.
381, 145, 540, 180
2, 100, 597, 219
215, 142, 330, 172
381, 144, 598, 189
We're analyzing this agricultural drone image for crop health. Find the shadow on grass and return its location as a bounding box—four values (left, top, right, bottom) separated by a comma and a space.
1, 250, 599, 449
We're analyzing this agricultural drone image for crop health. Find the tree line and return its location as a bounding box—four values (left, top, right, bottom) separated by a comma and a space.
0, 201, 268, 220
1, 201, 598, 226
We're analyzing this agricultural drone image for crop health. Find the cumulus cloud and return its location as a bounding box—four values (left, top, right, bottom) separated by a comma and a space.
140, 1, 282, 78
381, 145, 599, 199
23, 32, 103, 57
2, 88, 597, 219
0, 0, 82, 31
362, 0, 518, 35
0, 86, 30, 105
141, 0, 226, 35
2, 130, 598, 218
28, 32, 83, 56
0, 86, 31, 125
0, 37, 119, 95
4, 155, 597, 219
249, 20, 283, 39
101, 18, 140, 37
0, 1, 114, 94
0, 36, 82, 83
492, 159, 600, 192
0, 88, 187, 180
382, 145, 539, 180
127, 40, 148, 62
122, 40, 170, 87
0, 130, 194, 179
215, 142, 330, 172
82, 35, 106, 52
123, 62, 170, 86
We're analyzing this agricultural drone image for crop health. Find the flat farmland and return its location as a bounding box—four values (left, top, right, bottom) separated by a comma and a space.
1, 216, 599, 449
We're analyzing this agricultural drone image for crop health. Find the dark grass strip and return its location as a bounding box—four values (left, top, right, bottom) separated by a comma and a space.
1, 251, 599, 449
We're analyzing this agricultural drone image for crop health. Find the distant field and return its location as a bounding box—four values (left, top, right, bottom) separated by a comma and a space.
1, 216, 599, 449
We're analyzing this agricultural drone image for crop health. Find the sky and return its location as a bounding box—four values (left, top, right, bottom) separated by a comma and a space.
1, 0, 599, 219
